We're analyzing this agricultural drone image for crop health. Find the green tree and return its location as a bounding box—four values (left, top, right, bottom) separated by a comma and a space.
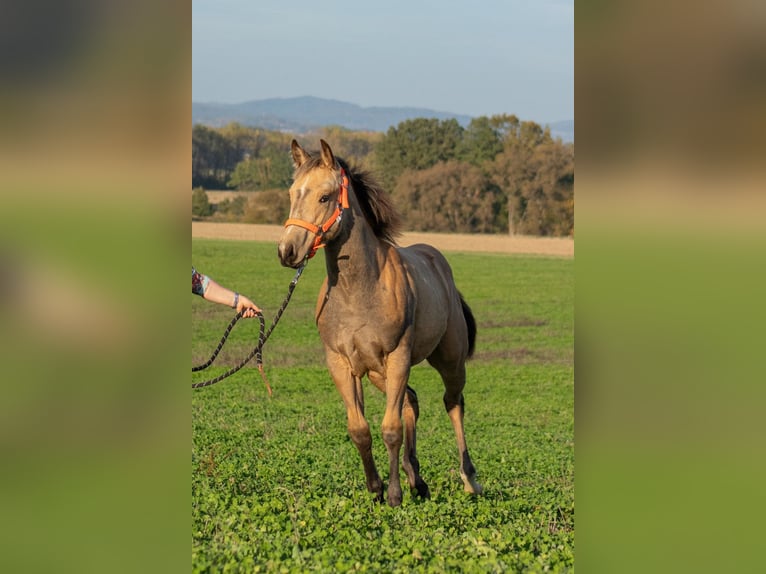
192, 187, 212, 218
373, 118, 465, 190
504, 118, 552, 150
228, 144, 293, 190
192, 125, 236, 188
219, 123, 267, 166
214, 195, 248, 219
228, 160, 258, 190
489, 113, 521, 141
458, 116, 504, 166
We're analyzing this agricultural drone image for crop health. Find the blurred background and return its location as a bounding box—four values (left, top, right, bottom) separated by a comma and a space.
0, 0, 764, 571
0, 0, 188, 571
576, 0, 766, 572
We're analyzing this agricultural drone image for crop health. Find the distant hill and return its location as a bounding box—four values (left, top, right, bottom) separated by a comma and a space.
192, 96, 472, 133
192, 96, 573, 141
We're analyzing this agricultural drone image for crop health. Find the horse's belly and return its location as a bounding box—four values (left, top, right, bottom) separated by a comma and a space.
409, 307, 449, 364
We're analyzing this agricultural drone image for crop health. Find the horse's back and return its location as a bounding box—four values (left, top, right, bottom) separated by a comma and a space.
398, 243, 456, 286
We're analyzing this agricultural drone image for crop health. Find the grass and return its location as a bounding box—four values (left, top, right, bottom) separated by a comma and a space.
192, 239, 574, 572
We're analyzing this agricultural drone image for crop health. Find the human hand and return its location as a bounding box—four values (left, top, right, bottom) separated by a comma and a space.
235, 293, 261, 318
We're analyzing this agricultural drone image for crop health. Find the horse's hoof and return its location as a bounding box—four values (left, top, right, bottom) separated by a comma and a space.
414, 479, 430, 499
387, 489, 403, 507
461, 474, 483, 495
465, 483, 483, 495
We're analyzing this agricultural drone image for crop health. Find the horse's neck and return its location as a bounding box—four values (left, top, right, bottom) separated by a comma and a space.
325, 210, 387, 294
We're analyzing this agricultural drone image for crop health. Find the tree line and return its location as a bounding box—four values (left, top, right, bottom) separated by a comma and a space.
192, 116, 573, 236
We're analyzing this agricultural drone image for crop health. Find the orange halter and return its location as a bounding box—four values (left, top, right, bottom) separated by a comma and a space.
283, 168, 350, 259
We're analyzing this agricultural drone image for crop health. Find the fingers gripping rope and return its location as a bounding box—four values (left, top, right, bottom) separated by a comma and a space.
191, 263, 307, 392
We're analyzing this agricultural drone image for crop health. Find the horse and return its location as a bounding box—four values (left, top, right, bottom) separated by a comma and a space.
278, 139, 483, 506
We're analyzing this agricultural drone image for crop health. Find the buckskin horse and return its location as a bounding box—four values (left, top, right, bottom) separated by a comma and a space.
278, 139, 482, 506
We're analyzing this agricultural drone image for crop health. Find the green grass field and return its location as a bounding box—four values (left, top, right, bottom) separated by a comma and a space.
192, 239, 574, 573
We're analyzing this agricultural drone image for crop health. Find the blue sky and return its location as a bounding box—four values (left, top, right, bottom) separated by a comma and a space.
192, 0, 573, 122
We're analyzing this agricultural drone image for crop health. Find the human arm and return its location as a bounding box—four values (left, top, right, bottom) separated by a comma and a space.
192, 268, 261, 317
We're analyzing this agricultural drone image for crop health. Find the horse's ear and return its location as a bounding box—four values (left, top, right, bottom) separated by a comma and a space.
291, 139, 311, 168
319, 139, 336, 169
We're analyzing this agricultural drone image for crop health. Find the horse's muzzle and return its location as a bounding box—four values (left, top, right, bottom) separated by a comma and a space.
278, 241, 302, 268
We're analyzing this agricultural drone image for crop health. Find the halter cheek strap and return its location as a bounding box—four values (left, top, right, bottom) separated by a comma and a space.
283, 168, 350, 259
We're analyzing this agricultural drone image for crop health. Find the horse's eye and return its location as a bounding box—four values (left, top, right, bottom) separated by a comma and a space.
319, 194, 331, 203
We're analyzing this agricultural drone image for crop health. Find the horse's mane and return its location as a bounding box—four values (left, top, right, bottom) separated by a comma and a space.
339, 158, 402, 245
297, 155, 402, 245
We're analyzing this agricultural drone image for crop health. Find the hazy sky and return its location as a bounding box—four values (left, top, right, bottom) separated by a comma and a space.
192, 0, 573, 122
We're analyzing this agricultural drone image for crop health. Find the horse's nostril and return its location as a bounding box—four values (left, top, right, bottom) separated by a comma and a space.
279, 242, 294, 264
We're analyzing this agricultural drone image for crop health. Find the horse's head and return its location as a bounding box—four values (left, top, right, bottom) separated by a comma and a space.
278, 139, 349, 268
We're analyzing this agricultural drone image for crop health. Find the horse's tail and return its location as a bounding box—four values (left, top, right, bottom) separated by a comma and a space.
459, 292, 477, 359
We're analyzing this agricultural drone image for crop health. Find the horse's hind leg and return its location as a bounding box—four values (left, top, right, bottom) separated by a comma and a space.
401, 386, 430, 498
444, 388, 483, 494
429, 357, 483, 495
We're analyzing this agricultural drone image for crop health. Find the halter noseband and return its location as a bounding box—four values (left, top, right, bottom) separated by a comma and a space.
283, 168, 350, 259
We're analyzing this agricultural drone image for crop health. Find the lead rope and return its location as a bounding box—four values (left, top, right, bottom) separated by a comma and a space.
191, 261, 308, 392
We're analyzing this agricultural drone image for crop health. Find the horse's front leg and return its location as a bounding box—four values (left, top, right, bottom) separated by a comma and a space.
327, 353, 383, 501
380, 350, 412, 507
